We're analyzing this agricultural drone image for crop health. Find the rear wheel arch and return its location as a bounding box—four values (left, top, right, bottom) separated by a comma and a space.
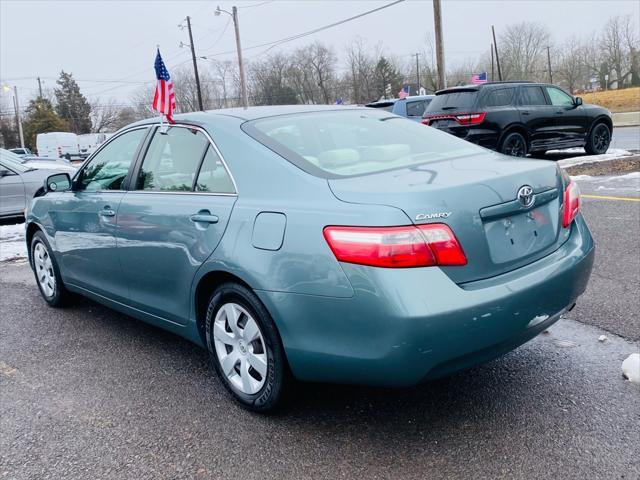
498, 124, 529, 150
194, 270, 257, 346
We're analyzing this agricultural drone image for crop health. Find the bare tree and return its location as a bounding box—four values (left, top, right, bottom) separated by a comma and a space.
601, 15, 639, 87
556, 37, 587, 92
498, 22, 550, 81
90, 98, 122, 132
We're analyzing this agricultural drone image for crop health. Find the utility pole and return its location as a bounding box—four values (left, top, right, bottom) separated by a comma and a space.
216, 6, 248, 109
13, 86, 25, 148
185, 16, 204, 111
492, 26, 502, 81
546, 46, 553, 84
490, 43, 495, 82
432, 0, 446, 90
37, 77, 43, 98
414, 53, 420, 94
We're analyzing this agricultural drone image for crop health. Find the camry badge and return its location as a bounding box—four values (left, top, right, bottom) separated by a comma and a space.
517, 185, 534, 208
415, 212, 452, 221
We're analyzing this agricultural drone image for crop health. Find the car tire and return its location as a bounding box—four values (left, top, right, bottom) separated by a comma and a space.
64, 154, 71, 160
30, 231, 70, 307
499, 132, 528, 157
205, 282, 290, 412
585, 122, 611, 155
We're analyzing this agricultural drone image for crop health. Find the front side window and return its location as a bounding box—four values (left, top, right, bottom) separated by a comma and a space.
519, 86, 548, 106
484, 88, 515, 107
76, 128, 147, 191
243, 109, 484, 178
545, 87, 574, 107
136, 127, 209, 191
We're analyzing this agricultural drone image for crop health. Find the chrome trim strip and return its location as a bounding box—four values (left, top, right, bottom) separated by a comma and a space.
72, 125, 151, 183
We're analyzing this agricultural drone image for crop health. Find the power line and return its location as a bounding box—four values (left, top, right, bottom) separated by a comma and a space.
200, 0, 406, 59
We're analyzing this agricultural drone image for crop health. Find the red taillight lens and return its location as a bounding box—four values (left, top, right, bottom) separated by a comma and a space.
562, 180, 580, 228
455, 112, 486, 125
323, 224, 467, 268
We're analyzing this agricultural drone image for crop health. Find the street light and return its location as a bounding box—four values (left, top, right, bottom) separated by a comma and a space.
215, 5, 249, 109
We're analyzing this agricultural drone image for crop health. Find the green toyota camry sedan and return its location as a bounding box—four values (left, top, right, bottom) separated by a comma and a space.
26, 105, 594, 411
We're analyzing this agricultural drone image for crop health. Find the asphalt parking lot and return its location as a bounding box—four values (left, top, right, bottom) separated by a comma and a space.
1, 185, 639, 480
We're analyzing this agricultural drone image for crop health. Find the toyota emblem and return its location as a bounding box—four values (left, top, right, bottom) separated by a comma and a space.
517, 185, 534, 208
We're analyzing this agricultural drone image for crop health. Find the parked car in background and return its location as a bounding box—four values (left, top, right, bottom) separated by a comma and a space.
78, 133, 108, 158
391, 95, 435, 121
1, 149, 76, 173
365, 98, 397, 111
0, 149, 73, 219
365, 95, 435, 121
27, 106, 593, 411
9, 147, 33, 157
36, 132, 80, 160
422, 81, 613, 157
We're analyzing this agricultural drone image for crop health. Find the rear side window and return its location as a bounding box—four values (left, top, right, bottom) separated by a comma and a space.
406, 100, 428, 116
136, 127, 209, 191
195, 146, 235, 194
77, 128, 146, 191
427, 91, 477, 112
483, 88, 515, 107
519, 86, 548, 106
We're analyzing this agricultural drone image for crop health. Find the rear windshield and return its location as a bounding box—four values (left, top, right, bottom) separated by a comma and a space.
242, 109, 483, 178
427, 90, 478, 112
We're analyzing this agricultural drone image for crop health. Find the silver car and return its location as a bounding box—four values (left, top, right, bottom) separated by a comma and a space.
0, 149, 74, 219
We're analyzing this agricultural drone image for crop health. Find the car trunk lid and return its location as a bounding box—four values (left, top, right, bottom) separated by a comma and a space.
328, 151, 569, 284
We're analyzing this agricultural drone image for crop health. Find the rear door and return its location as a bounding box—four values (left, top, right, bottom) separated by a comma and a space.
116, 125, 237, 325
517, 85, 558, 151
544, 85, 587, 146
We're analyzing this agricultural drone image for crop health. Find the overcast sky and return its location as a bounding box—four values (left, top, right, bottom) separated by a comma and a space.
1, 0, 639, 107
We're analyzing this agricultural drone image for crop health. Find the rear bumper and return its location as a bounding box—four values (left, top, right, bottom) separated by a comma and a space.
257, 215, 594, 386
432, 125, 500, 150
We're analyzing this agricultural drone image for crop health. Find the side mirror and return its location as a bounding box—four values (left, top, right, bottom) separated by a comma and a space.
45, 172, 71, 193
574, 97, 583, 107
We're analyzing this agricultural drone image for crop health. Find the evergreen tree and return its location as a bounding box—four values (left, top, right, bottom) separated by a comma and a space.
54, 71, 92, 134
373, 57, 403, 99
22, 98, 69, 150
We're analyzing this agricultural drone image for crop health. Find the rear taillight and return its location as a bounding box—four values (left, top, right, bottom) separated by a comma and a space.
455, 112, 486, 125
323, 224, 467, 268
562, 181, 580, 228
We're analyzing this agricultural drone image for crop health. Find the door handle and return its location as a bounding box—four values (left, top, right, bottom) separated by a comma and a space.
521, 111, 530, 116
555, 110, 564, 114
99, 206, 116, 217
190, 212, 219, 224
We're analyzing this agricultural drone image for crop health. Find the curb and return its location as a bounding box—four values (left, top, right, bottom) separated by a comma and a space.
613, 112, 640, 127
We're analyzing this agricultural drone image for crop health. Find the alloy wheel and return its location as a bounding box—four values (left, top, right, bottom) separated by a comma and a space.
505, 135, 526, 157
593, 124, 610, 152
213, 302, 268, 395
33, 242, 56, 298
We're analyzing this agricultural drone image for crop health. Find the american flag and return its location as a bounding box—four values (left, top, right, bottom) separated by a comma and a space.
398, 86, 410, 99
471, 72, 488, 84
152, 49, 176, 123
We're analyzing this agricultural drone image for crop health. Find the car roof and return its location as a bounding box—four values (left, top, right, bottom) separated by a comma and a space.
435, 81, 544, 95
396, 95, 435, 101
132, 105, 370, 127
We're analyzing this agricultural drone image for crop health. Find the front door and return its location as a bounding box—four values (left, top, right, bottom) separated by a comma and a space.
117, 126, 237, 325
517, 85, 559, 151
544, 85, 588, 146
52, 127, 149, 301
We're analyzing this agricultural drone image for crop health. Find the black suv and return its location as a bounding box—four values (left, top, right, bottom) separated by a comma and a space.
422, 81, 613, 157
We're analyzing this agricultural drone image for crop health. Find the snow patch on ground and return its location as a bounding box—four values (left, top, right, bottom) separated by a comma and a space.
622, 353, 640, 384
557, 148, 633, 168
572, 171, 640, 194
0, 223, 27, 261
